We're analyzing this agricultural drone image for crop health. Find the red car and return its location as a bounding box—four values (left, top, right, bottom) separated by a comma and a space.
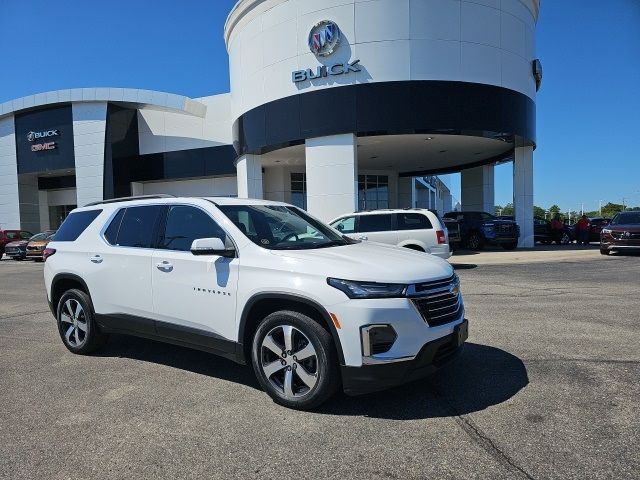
600, 212, 640, 255
0, 230, 33, 258
588, 217, 611, 243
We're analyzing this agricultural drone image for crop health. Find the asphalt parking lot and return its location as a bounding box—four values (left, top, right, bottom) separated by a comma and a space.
1, 251, 638, 480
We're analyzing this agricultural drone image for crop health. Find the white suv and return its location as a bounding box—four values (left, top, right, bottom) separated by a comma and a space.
330, 209, 452, 259
43, 196, 468, 409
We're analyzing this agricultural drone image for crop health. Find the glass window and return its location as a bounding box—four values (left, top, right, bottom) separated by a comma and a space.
357, 175, 389, 210
290, 172, 307, 210
611, 212, 640, 225
115, 206, 163, 248
20, 231, 33, 239
159, 205, 226, 252
358, 214, 393, 233
397, 213, 433, 230
6, 232, 19, 239
330, 216, 356, 234
219, 204, 348, 250
54, 210, 102, 242
49, 205, 77, 230
104, 209, 125, 245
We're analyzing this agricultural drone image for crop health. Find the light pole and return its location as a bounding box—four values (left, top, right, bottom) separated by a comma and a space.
599, 200, 603, 216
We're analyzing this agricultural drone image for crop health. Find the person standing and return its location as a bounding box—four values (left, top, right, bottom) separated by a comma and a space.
550, 214, 564, 244
576, 215, 590, 245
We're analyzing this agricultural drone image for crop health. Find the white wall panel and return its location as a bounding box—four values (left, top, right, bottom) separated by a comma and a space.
0, 116, 19, 230
410, 0, 461, 41
140, 177, 237, 197
411, 39, 461, 80
73, 102, 107, 207
355, 0, 410, 43
501, 11, 526, 58
461, 1, 500, 48
461, 42, 502, 87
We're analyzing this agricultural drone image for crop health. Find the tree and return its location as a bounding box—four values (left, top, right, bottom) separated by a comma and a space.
601, 202, 624, 218
533, 205, 546, 219
549, 204, 561, 216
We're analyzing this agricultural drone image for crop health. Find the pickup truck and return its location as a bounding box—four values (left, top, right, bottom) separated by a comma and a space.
443, 211, 520, 250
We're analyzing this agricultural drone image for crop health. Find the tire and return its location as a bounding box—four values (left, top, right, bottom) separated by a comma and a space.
251, 310, 340, 410
501, 242, 518, 250
56, 289, 107, 354
560, 233, 571, 245
600, 248, 610, 256
466, 233, 483, 251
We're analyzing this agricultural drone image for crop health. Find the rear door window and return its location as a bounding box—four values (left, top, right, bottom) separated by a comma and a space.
53, 210, 103, 242
358, 214, 393, 233
397, 213, 433, 230
115, 206, 163, 248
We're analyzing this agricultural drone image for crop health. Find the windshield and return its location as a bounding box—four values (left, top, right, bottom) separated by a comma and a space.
29, 233, 48, 241
218, 204, 351, 250
610, 212, 640, 225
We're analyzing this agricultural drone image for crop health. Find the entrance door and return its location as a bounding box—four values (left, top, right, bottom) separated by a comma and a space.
152, 205, 239, 346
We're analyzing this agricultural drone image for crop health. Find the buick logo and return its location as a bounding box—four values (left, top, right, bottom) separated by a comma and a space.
624, 231, 631, 238
308, 20, 341, 57
27, 129, 59, 142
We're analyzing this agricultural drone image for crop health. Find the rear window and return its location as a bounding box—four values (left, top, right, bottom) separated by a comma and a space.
53, 210, 102, 242
113, 206, 163, 248
397, 213, 433, 230
104, 209, 125, 245
358, 214, 393, 233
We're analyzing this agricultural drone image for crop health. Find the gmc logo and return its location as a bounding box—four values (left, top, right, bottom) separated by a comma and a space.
31, 142, 57, 152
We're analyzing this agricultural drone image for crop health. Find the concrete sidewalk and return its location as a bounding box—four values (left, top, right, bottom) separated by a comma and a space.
451, 245, 605, 265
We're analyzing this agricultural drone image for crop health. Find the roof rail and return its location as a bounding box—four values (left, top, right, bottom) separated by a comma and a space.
84, 194, 176, 207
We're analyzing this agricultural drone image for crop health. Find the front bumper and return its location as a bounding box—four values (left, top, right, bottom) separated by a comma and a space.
4, 247, 26, 258
342, 319, 468, 395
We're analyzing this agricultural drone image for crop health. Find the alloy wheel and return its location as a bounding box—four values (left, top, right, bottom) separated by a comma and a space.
59, 299, 87, 348
561, 233, 570, 245
260, 325, 318, 399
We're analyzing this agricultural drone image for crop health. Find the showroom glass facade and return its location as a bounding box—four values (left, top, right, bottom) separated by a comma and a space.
358, 175, 389, 211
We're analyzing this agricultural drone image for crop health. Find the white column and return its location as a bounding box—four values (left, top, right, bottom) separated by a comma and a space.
73, 102, 107, 207
235, 154, 263, 199
305, 134, 357, 222
514, 146, 534, 248
263, 166, 286, 202
0, 116, 20, 230
398, 177, 414, 209
461, 164, 495, 212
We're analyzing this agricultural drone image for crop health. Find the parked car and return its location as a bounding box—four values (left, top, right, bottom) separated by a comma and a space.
587, 217, 611, 243
26, 230, 56, 261
600, 211, 640, 255
0, 230, 33, 257
442, 211, 520, 250
533, 218, 575, 245
329, 209, 451, 259
44, 196, 468, 410
442, 217, 462, 251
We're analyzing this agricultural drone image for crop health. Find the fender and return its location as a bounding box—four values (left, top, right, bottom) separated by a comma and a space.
49, 273, 92, 316
238, 292, 346, 365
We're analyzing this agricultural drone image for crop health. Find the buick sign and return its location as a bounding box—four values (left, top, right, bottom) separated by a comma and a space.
292, 59, 362, 83
27, 130, 59, 142
308, 20, 341, 57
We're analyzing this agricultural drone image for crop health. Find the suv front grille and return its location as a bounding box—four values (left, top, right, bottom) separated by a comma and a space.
498, 224, 517, 234
410, 275, 461, 327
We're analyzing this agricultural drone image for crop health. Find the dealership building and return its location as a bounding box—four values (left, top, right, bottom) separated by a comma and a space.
0, 0, 539, 246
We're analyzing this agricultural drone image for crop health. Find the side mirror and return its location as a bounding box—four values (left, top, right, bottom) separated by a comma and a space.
190, 237, 235, 258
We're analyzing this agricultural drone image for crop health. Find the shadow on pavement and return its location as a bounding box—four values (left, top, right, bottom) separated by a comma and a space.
451, 263, 478, 270
318, 343, 528, 420
95, 337, 528, 419
95, 334, 261, 390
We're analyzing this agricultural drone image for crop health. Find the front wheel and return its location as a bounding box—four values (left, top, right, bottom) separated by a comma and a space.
251, 310, 339, 410
600, 248, 610, 256
560, 233, 572, 245
466, 233, 483, 251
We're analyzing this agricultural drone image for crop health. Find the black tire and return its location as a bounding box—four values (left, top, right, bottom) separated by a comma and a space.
501, 242, 518, 250
466, 232, 484, 251
56, 289, 107, 354
251, 310, 340, 410
600, 248, 610, 256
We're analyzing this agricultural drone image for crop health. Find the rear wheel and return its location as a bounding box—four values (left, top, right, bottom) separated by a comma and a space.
251, 310, 339, 410
467, 233, 483, 251
56, 289, 106, 354
560, 233, 572, 245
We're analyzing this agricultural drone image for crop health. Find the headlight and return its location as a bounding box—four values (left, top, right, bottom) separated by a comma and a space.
602, 228, 612, 234
327, 278, 407, 299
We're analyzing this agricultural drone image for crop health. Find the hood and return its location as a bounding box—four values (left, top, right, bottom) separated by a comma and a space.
271, 241, 453, 284
486, 219, 517, 226
28, 240, 50, 247
6, 240, 28, 247
608, 224, 640, 232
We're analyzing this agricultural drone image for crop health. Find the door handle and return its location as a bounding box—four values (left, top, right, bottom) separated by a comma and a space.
358, 236, 368, 241
156, 261, 173, 272
90, 255, 103, 264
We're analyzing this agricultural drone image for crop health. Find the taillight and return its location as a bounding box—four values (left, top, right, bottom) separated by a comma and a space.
43, 248, 56, 261
436, 230, 446, 244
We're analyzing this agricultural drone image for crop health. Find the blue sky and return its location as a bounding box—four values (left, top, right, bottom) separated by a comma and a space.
1, 0, 639, 211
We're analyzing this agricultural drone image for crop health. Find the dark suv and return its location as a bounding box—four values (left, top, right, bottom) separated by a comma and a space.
443, 211, 520, 250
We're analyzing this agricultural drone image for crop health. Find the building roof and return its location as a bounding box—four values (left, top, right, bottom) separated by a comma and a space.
0, 88, 208, 120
